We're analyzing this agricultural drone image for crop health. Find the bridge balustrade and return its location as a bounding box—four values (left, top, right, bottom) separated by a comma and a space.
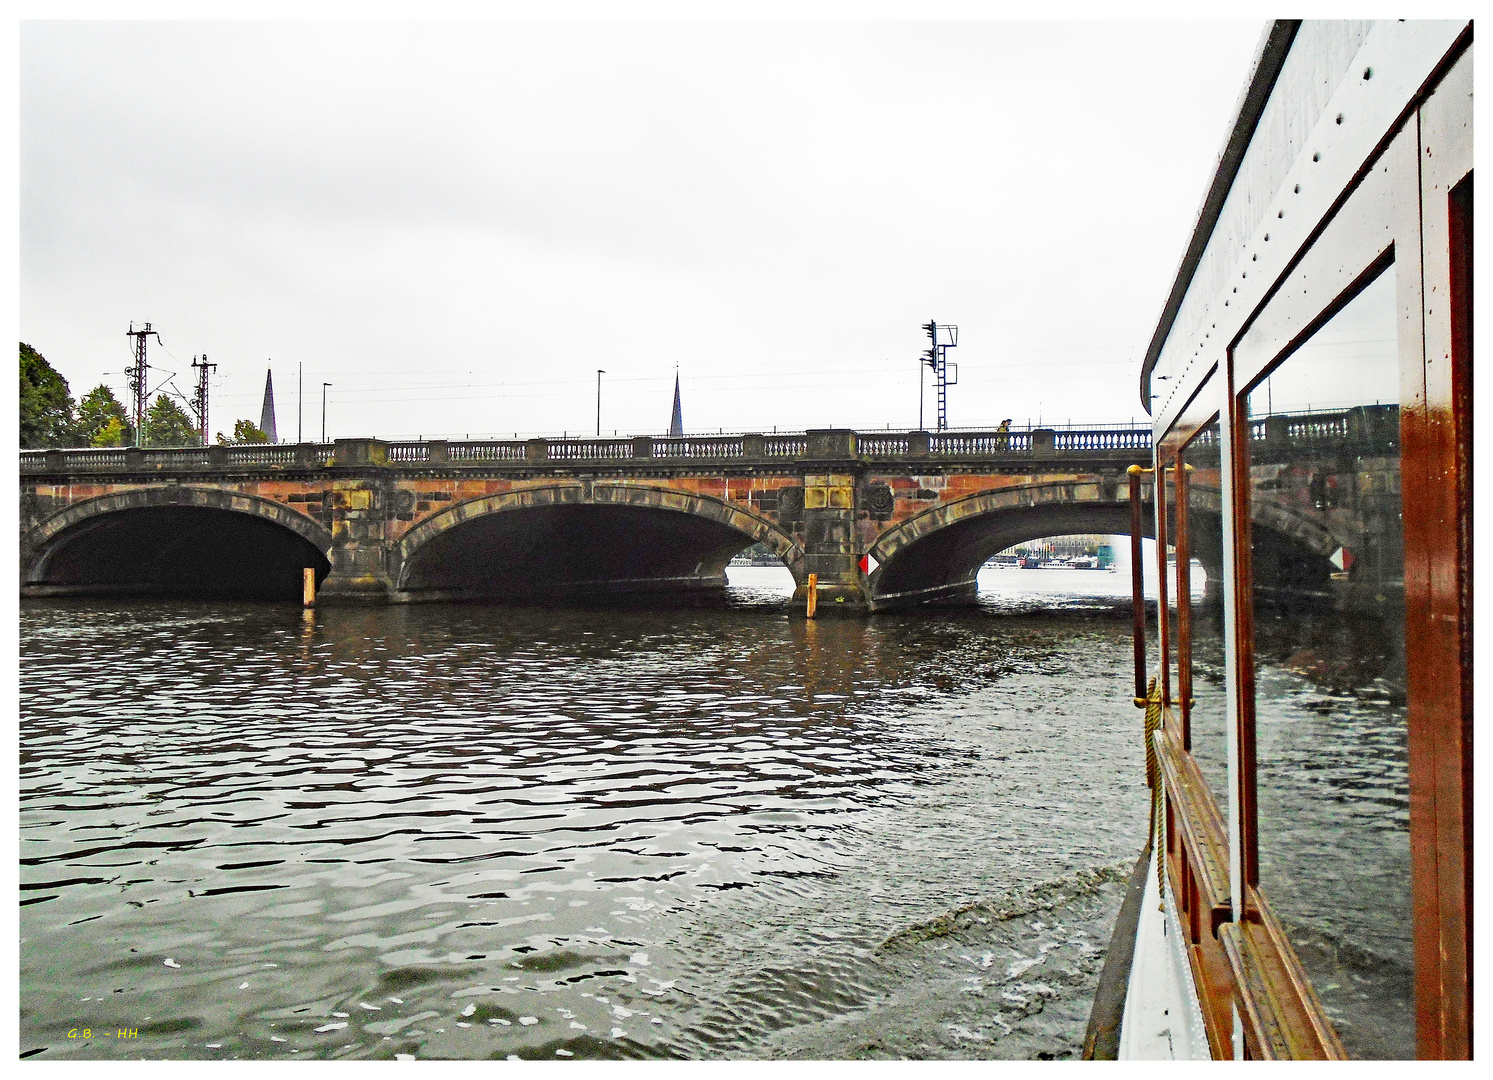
929, 431, 1034, 454
145, 449, 210, 467
1286, 414, 1351, 445
652, 437, 745, 459
547, 439, 636, 461
445, 442, 528, 462
1053, 429, 1148, 451
387, 442, 430, 463
227, 445, 304, 466
856, 434, 910, 456
1242, 406, 1398, 456
21, 425, 1172, 472
51, 448, 130, 468
762, 436, 808, 457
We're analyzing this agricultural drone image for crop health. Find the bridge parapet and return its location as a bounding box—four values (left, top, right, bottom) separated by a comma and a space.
21, 411, 1402, 484
20, 425, 1154, 474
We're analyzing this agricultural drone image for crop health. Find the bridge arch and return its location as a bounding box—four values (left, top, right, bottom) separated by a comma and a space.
867, 480, 1345, 608
394, 482, 803, 600
22, 485, 334, 600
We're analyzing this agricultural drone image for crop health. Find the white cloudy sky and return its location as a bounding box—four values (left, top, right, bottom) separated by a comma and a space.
21, 15, 1264, 443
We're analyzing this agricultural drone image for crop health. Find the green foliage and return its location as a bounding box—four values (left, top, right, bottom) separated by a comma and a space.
92, 416, 128, 447
76, 384, 132, 446
142, 394, 201, 448
218, 418, 270, 444
19, 342, 76, 448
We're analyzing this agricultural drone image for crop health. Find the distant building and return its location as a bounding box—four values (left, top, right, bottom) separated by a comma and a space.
1002, 534, 1111, 559
259, 370, 277, 443
668, 373, 683, 437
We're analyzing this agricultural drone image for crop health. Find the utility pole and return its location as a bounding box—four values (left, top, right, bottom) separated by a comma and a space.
920, 320, 959, 431
298, 362, 303, 443
918, 346, 924, 431
125, 322, 162, 443
190, 354, 217, 446
322, 382, 331, 443
596, 369, 605, 436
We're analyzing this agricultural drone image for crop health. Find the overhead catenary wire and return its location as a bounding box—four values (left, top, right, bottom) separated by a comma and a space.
92, 337, 1175, 445
200, 358, 1143, 401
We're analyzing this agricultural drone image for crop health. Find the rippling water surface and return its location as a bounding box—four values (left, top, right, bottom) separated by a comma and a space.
21, 566, 1157, 1061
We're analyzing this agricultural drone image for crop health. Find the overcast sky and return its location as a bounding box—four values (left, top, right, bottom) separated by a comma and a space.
21, 18, 1264, 443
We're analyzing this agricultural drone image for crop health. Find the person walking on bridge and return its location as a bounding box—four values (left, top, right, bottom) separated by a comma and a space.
996, 418, 1011, 449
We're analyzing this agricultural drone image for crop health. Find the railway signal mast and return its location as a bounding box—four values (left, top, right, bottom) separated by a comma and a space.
191, 355, 217, 445
125, 322, 162, 442
920, 320, 959, 431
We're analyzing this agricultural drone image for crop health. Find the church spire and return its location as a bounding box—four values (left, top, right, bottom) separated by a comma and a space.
259, 368, 278, 443
668, 371, 683, 437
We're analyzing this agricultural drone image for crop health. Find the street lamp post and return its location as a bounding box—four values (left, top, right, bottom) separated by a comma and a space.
321, 383, 331, 443
596, 369, 605, 437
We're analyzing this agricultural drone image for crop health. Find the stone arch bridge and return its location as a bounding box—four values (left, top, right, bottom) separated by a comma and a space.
19, 423, 1372, 614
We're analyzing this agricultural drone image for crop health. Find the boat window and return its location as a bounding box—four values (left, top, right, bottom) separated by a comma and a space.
1243, 267, 1411, 1058
1180, 420, 1227, 807
1160, 458, 1179, 708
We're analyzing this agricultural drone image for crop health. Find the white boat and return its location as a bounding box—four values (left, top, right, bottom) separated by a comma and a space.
1084, 20, 1471, 1060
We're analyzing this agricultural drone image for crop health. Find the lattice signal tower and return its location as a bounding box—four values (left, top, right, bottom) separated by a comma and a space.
191, 355, 217, 445
920, 320, 959, 431
125, 323, 162, 442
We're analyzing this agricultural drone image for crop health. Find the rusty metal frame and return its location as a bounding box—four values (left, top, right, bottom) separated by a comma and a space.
1128, 466, 1150, 706
1174, 456, 1193, 749
1398, 44, 1473, 1060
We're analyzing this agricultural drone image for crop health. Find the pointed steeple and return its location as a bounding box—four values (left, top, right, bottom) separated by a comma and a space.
668, 372, 683, 437
260, 369, 278, 443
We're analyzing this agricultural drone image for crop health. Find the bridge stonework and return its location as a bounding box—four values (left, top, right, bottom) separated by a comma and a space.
19, 423, 1371, 613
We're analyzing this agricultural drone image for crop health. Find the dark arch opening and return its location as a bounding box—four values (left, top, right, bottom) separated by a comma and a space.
398, 503, 764, 602
870, 501, 1332, 611
873, 503, 1148, 605
27, 506, 332, 601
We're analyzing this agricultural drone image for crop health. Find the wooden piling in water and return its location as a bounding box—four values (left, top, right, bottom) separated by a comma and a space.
303, 567, 316, 608
806, 573, 818, 619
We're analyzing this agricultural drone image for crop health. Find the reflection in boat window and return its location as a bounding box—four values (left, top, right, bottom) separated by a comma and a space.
1245, 268, 1411, 1059
1181, 422, 1227, 809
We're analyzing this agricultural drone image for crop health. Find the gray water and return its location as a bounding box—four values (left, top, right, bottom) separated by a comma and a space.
19, 566, 1159, 1061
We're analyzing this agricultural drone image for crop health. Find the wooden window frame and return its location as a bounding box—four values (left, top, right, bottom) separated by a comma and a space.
1401, 45, 1472, 1060
1154, 388, 1235, 1057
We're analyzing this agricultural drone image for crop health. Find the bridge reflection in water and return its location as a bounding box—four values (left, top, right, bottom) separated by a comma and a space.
19, 412, 1392, 613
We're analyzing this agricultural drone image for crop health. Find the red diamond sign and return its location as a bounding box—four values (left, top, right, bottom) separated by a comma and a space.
859, 553, 879, 575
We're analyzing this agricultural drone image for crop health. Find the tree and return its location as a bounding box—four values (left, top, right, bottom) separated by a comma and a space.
93, 416, 128, 447
19, 342, 76, 448
217, 419, 270, 444
75, 384, 132, 446
142, 394, 200, 447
